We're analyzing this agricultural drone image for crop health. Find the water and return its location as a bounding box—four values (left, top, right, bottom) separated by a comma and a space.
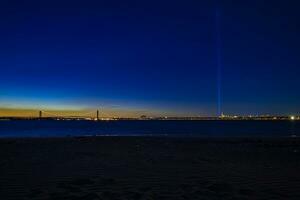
0, 120, 299, 138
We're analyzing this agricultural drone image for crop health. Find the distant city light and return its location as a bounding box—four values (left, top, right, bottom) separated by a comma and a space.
290, 116, 295, 120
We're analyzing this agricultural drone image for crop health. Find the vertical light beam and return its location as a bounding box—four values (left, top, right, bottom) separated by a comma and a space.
215, 8, 222, 117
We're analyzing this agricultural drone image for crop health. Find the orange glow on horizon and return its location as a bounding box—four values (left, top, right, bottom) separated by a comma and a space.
0, 107, 166, 118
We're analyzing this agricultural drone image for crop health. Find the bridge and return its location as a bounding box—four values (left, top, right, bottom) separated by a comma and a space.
36, 109, 116, 120
0, 109, 114, 121
38, 110, 100, 120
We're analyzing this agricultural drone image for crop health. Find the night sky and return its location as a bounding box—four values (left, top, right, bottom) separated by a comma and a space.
0, 0, 299, 117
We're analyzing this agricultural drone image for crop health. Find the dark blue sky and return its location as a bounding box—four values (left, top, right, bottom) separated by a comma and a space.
0, 0, 299, 116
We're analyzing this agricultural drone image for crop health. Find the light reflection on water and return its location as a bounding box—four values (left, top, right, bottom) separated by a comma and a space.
0, 120, 299, 138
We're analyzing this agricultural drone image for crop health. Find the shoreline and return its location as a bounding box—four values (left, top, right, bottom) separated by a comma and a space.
0, 134, 299, 140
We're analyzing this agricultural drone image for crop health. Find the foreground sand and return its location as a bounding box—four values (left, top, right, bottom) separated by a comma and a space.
0, 137, 299, 200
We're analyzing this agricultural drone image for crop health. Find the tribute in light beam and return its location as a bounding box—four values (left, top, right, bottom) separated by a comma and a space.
215, 8, 222, 117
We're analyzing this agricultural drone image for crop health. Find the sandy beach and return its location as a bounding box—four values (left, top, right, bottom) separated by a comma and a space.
0, 137, 300, 199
